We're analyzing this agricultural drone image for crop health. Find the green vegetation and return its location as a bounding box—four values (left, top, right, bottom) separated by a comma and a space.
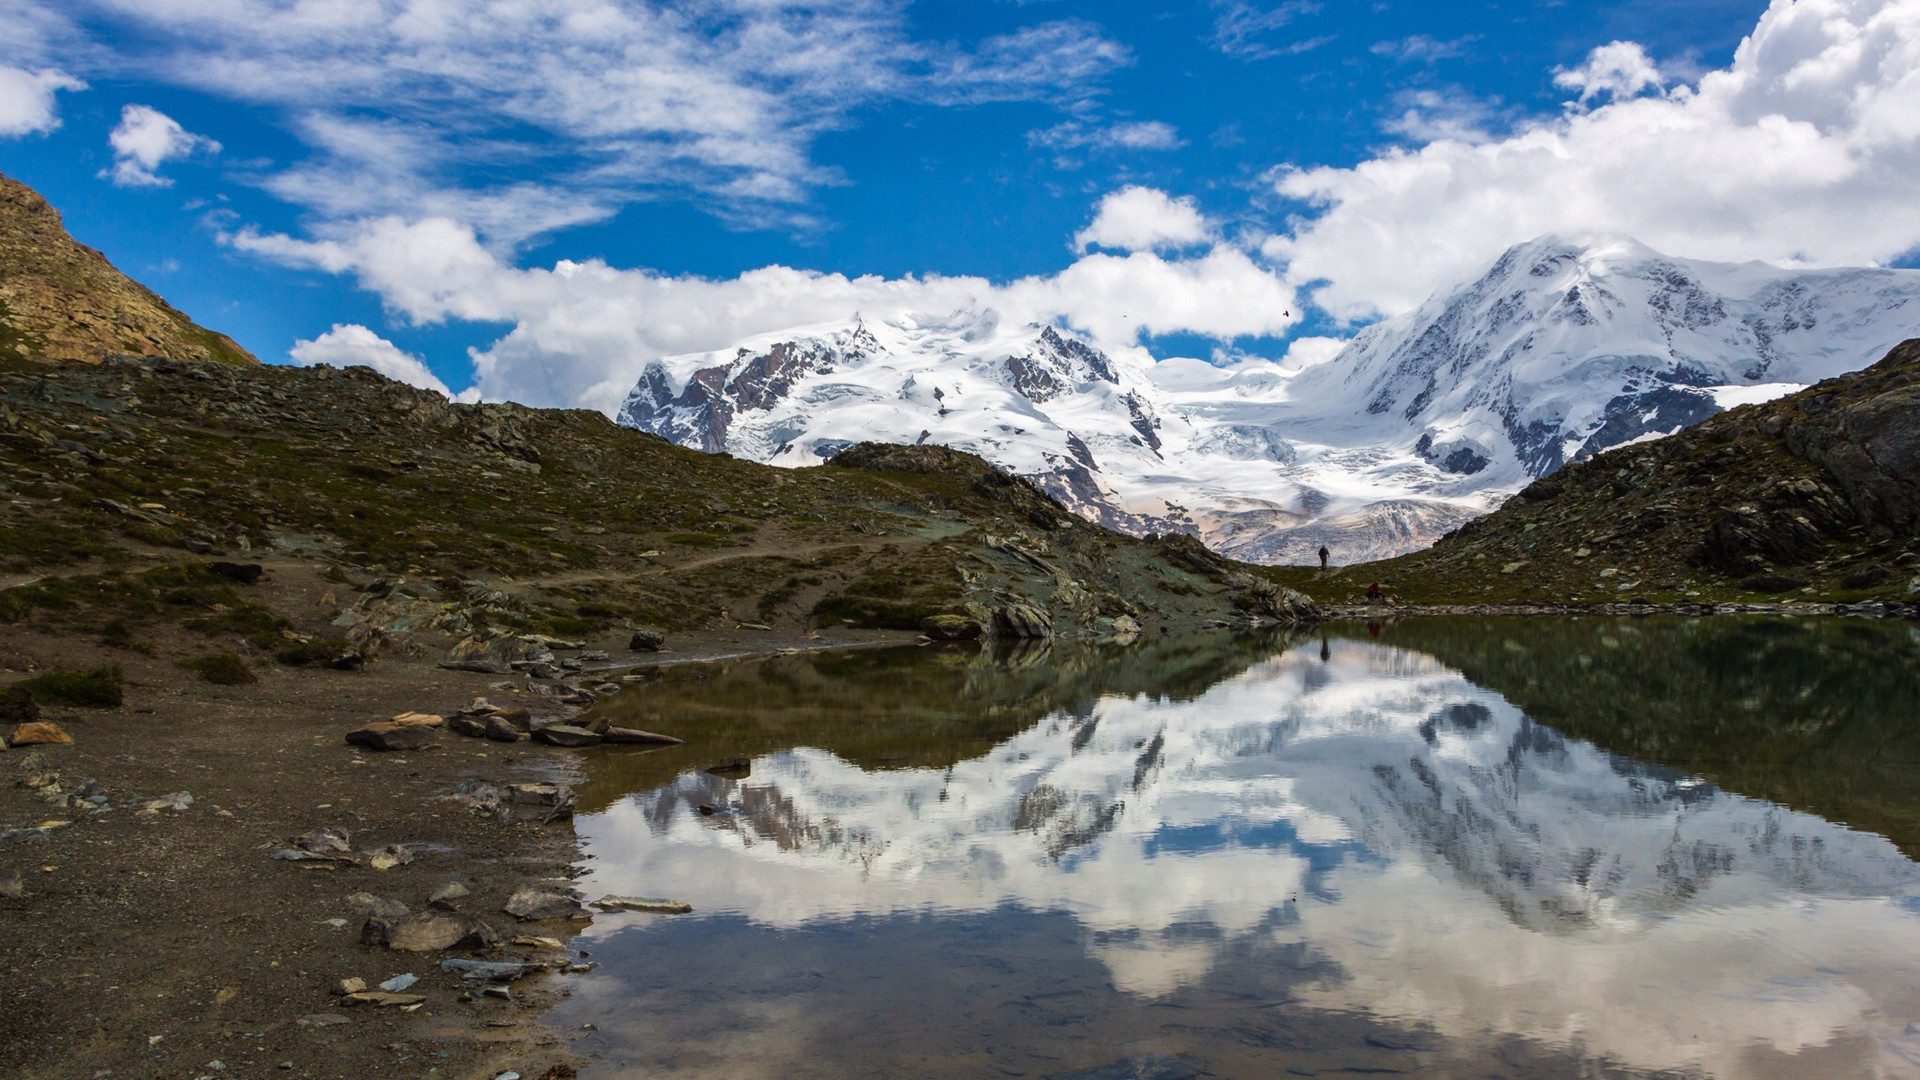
18, 666, 123, 707
179, 651, 257, 685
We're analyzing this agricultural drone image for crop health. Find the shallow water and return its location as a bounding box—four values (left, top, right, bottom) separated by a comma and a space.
556, 618, 1920, 1079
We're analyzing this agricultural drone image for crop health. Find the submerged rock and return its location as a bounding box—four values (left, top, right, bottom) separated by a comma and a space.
602, 726, 684, 746
591, 895, 693, 914
503, 888, 589, 921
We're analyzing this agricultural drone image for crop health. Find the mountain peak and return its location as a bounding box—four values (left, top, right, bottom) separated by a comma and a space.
0, 172, 256, 367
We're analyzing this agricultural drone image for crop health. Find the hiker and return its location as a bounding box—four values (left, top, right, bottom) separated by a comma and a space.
1366, 582, 1384, 604
1318, 545, 1330, 569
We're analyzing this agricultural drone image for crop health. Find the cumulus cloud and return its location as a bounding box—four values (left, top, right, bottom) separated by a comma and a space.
0, 66, 85, 136
231, 208, 1296, 412
102, 104, 220, 187
1268, 0, 1920, 320
1073, 186, 1212, 253
38, 0, 1129, 241
288, 323, 450, 397
1553, 41, 1668, 105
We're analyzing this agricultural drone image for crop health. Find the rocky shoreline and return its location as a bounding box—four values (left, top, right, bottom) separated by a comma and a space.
1325, 599, 1920, 620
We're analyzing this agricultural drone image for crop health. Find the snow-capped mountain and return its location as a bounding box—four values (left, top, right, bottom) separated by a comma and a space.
616, 237, 1920, 563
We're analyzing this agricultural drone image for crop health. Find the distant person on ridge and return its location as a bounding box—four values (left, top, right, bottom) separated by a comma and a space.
1366, 582, 1383, 604
1318, 545, 1330, 569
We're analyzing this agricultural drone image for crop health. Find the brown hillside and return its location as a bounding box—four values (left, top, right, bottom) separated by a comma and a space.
0, 172, 255, 366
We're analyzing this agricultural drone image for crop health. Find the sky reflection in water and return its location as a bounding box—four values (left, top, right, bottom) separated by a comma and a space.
555, 620, 1920, 1080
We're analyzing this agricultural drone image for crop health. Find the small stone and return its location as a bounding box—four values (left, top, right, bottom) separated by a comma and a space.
446, 715, 489, 738
591, 895, 693, 915
602, 726, 683, 746
294, 1014, 350, 1029
628, 629, 665, 652
342, 990, 426, 1007
503, 888, 589, 921
530, 725, 601, 747
0, 868, 22, 899
213, 987, 237, 1005
429, 881, 471, 904
481, 985, 512, 1000
440, 958, 543, 982
344, 721, 438, 752
337, 977, 367, 995
292, 826, 351, 853
389, 712, 444, 727
510, 935, 565, 950
8, 721, 72, 748
345, 893, 409, 920
378, 973, 419, 993
482, 716, 524, 742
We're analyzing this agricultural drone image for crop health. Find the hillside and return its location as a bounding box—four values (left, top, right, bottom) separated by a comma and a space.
0, 351, 1317, 662
1270, 339, 1920, 607
0, 172, 255, 367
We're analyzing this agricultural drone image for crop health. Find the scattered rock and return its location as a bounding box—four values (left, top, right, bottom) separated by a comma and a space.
129, 791, 193, 813
602, 726, 684, 746
390, 711, 444, 727
346, 893, 410, 919
8, 721, 72, 747
429, 881, 471, 904
494, 707, 533, 731
0, 868, 23, 899
446, 715, 490, 739
510, 935, 565, 950
577, 651, 609, 662
336, 977, 367, 995
591, 895, 692, 915
483, 716, 524, 743
292, 826, 351, 854
378, 973, 419, 992
440, 958, 545, 982
628, 629, 666, 652
530, 725, 601, 747
294, 1014, 350, 1029
345, 720, 439, 752
365, 908, 500, 952
342, 990, 426, 1007
503, 888, 589, 921
365, 844, 413, 871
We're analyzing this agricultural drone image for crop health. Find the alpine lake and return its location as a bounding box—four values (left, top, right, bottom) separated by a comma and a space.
548, 616, 1920, 1080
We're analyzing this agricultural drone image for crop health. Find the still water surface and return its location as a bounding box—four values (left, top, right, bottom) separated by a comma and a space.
556, 618, 1920, 1079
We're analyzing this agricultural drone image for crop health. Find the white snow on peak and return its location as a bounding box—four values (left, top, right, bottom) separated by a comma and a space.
617, 237, 1920, 563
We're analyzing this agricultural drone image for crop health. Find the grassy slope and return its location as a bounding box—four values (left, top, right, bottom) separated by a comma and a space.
1262, 340, 1920, 608
0, 353, 1301, 656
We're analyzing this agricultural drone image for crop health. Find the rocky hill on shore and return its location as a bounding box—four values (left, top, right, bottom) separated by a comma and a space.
0, 172, 255, 367
1278, 338, 1920, 608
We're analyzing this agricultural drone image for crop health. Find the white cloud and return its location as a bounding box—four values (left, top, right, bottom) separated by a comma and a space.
0, 65, 84, 136
102, 104, 220, 187
1553, 41, 1668, 105
1030, 119, 1184, 157
230, 208, 1297, 413
1073, 186, 1212, 253
40, 1, 1129, 242
288, 323, 451, 397
1268, 0, 1920, 321
1370, 35, 1477, 64
1209, 1, 1326, 60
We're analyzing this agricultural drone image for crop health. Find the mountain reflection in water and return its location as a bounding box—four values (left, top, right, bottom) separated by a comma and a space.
557, 619, 1920, 1080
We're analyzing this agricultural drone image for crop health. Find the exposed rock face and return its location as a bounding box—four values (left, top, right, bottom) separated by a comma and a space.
0, 173, 256, 366
1782, 341, 1920, 537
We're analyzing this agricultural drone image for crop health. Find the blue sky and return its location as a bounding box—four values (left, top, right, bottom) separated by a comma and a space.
4, 0, 1917, 407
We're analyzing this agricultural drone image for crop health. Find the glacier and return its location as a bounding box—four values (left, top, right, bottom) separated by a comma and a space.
617, 236, 1920, 563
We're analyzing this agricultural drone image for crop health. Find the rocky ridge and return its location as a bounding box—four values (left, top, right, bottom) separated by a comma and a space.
0, 172, 255, 367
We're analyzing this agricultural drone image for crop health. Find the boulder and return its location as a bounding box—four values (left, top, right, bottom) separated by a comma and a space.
389, 712, 443, 727
628, 630, 666, 652
494, 707, 533, 731
446, 715, 489, 738
602, 726, 685, 747
364, 908, 500, 952
482, 716, 524, 742
920, 614, 982, 641
345, 721, 438, 751
8, 721, 72, 747
503, 888, 588, 921
989, 603, 1053, 640
531, 725, 601, 747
